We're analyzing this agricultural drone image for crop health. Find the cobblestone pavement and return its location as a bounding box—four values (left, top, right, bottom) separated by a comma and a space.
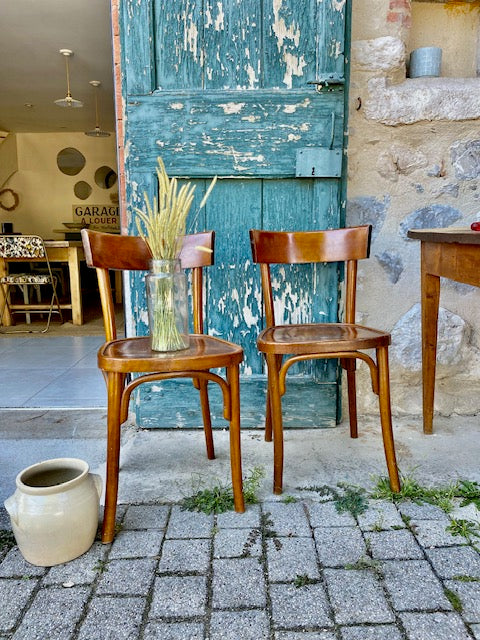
1, 496, 480, 640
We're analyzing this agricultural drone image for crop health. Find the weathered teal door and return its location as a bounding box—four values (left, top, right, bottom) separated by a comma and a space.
118, 0, 350, 428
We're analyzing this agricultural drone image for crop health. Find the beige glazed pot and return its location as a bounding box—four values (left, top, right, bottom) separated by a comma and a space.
4, 458, 102, 567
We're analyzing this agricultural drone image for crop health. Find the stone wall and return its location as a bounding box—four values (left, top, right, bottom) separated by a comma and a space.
347, 0, 480, 416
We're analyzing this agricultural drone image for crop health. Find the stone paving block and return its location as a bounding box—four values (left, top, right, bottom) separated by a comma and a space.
0, 548, 46, 578
397, 501, 449, 521
158, 538, 210, 573
314, 527, 367, 567
339, 625, 403, 640
11, 586, 89, 640
165, 506, 213, 539
109, 529, 164, 559
213, 527, 261, 558
275, 632, 336, 640
216, 505, 261, 529
410, 519, 461, 548
270, 582, 332, 629
381, 560, 452, 611
212, 557, 266, 608
267, 536, 319, 582
450, 501, 480, 522
307, 502, 356, 528
149, 575, 207, 618
471, 623, 480, 640
399, 611, 472, 640
324, 569, 394, 624
367, 529, 423, 560
44, 543, 107, 585
444, 580, 480, 622
425, 546, 480, 579
143, 621, 204, 639
264, 502, 311, 536
0, 579, 38, 633
95, 558, 156, 596
122, 504, 169, 530
77, 595, 145, 639
209, 610, 270, 640
357, 501, 404, 530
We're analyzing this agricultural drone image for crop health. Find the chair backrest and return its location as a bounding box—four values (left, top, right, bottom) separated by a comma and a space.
0, 235, 47, 260
81, 229, 215, 341
250, 226, 372, 326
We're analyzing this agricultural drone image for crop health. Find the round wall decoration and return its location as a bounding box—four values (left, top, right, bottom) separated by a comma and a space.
0, 188, 19, 212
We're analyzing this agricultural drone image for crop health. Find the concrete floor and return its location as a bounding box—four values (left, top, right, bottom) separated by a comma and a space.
1, 408, 479, 529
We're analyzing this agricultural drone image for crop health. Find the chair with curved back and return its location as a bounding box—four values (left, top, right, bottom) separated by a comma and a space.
250, 225, 401, 496
82, 229, 245, 543
0, 234, 63, 333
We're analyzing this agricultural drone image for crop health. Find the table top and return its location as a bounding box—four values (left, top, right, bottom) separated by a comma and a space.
44, 240, 84, 248
407, 227, 480, 244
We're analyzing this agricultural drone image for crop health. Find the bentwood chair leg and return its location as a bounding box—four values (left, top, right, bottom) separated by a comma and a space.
264, 354, 282, 442
102, 371, 123, 543
266, 353, 284, 494
227, 364, 245, 512
198, 378, 215, 460
344, 359, 358, 438
376, 346, 401, 493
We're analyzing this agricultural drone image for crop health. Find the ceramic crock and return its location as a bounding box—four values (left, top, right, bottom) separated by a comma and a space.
4, 458, 102, 567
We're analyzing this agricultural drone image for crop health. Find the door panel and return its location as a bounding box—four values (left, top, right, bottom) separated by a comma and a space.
119, 0, 349, 428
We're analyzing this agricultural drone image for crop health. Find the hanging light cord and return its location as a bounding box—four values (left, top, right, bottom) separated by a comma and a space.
64, 55, 73, 98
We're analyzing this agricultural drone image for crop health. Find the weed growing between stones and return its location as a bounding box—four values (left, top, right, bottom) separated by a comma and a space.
293, 574, 317, 588
370, 474, 478, 513
444, 587, 463, 613
181, 466, 265, 514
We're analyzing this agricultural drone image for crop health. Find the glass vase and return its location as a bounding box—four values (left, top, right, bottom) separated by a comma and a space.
146, 259, 189, 352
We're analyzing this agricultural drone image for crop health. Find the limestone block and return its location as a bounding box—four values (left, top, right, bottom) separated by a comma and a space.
451, 139, 480, 180
399, 204, 462, 237
364, 78, 480, 125
346, 196, 389, 240
390, 303, 467, 371
375, 251, 404, 284
377, 145, 428, 182
352, 36, 406, 71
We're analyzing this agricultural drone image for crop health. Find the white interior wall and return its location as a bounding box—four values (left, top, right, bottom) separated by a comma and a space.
0, 132, 117, 238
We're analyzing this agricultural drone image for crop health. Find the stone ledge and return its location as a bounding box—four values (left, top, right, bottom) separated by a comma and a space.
364, 77, 480, 125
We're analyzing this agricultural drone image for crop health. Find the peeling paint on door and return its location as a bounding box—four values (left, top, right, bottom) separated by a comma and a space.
119, 0, 349, 428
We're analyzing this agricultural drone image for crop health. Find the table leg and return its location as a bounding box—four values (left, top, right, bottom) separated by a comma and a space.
421, 255, 440, 434
68, 248, 83, 325
0, 258, 12, 326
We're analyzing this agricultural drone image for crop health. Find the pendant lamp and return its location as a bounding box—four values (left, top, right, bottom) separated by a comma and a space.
85, 81, 110, 137
54, 49, 83, 108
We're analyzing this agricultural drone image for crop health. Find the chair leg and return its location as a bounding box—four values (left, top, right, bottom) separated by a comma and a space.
101, 371, 124, 543
376, 346, 401, 493
227, 364, 245, 513
264, 354, 282, 442
266, 353, 284, 495
344, 359, 358, 438
198, 378, 215, 460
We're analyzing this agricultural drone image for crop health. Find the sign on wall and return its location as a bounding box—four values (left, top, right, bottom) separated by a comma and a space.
72, 204, 120, 232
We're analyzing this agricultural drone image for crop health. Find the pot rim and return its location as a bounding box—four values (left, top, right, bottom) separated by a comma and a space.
16, 458, 90, 495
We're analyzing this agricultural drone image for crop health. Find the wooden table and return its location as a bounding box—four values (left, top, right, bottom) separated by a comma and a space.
407, 228, 480, 433
0, 240, 85, 326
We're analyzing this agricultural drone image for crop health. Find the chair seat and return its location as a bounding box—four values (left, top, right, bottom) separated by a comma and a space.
257, 323, 390, 355
1, 273, 53, 285
98, 334, 244, 373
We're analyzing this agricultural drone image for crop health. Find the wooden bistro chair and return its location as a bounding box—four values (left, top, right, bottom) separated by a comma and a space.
0, 235, 63, 333
81, 229, 245, 543
250, 226, 401, 496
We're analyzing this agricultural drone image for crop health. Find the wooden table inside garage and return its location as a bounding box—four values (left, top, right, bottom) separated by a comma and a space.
407, 228, 480, 434
0, 239, 85, 326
